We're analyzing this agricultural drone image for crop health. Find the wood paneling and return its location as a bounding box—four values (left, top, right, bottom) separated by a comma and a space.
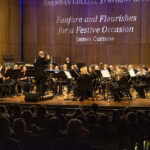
23, 0, 37, 63
141, 2, 150, 65
0, 0, 21, 62
22, 0, 149, 65
1, 0, 150, 65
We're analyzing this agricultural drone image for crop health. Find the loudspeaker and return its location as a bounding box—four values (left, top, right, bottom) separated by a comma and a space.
41, 95, 53, 101
25, 93, 40, 102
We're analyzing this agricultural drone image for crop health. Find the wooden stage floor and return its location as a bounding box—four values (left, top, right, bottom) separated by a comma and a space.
1, 92, 150, 108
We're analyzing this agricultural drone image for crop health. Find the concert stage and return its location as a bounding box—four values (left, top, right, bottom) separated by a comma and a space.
1, 92, 150, 109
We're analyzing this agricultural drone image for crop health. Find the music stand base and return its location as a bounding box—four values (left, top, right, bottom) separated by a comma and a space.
64, 98, 72, 101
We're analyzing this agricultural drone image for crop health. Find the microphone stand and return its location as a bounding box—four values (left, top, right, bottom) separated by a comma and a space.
64, 84, 72, 101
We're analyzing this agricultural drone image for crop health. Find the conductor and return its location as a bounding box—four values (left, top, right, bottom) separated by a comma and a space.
35, 51, 50, 96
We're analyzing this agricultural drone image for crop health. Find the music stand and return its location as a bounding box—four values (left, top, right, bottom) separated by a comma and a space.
129, 69, 136, 77
26, 68, 36, 77
62, 70, 72, 101
25, 68, 36, 93
100, 69, 111, 101
52, 70, 62, 78
8, 69, 22, 96
101, 70, 111, 78
69, 70, 81, 101
46, 70, 66, 98
8, 69, 21, 79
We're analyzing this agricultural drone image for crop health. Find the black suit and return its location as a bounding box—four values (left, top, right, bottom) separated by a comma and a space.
65, 61, 72, 70
35, 56, 50, 73
77, 74, 92, 100
35, 56, 50, 95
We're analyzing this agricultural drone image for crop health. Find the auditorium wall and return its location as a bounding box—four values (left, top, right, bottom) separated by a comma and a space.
0, 0, 21, 63
0, 0, 150, 66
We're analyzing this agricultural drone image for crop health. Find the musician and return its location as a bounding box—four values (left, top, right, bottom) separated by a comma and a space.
0, 72, 8, 97
77, 67, 92, 101
0, 64, 3, 72
115, 65, 121, 75
18, 66, 34, 94
89, 65, 98, 91
48, 63, 54, 70
50, 56, 57, 66
109, 65, 114, 73
65, 57, 72, 70
71, 65, 76, 70
53, 64, 71, 96
1, 66, 14, 97
99, 62, 104, 70
35, 51, 50, 96
118, 70, 132, 100
108, 70, 128, 102
145, 68, 150, 84
95, 65, 99, 71
2, 66, 9, 76
131, 67, 147, 98
52, 65, 62, 96
13, 64, 19, 69
74, 64, 79, 71
35, 51, 50, 71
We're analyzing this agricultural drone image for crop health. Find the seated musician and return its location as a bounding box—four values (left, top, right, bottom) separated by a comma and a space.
49, 63, 54, 70
94, 65, 102, 94
18, 66, 34, 94
115, 65, 121, 75
95, 65, 100, 71
118, 70, 132, 100
74, 64, 79, 71
0, 64, 3, 72
0, 72, 9, 97
109, 65, 114, 73
109, 70, 126, 102
53, 65, 62, 96
99, 62, 104, 70
145, 68, 150, 84
53, 64, 71, 96
133, 68, 147, 98
13, 64, 19, 69
77, 67, 92, 101
1, 66, 14, 96
63, 64, 72, 94
89, 65, 98, 91
45, 63, 54, 91
71, 65, 76, 70
50, 56, 56, 66
71, 64, 80, 75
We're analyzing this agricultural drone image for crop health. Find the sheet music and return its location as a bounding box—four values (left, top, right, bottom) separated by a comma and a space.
101, 69, 111, 78
64, 71, 72, 79
129, 69, 136, 77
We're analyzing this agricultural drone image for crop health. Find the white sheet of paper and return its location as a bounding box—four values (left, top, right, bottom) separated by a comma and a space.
129, 69, 136, 77
101, 69, 111, 78
64, 71, 72, 79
